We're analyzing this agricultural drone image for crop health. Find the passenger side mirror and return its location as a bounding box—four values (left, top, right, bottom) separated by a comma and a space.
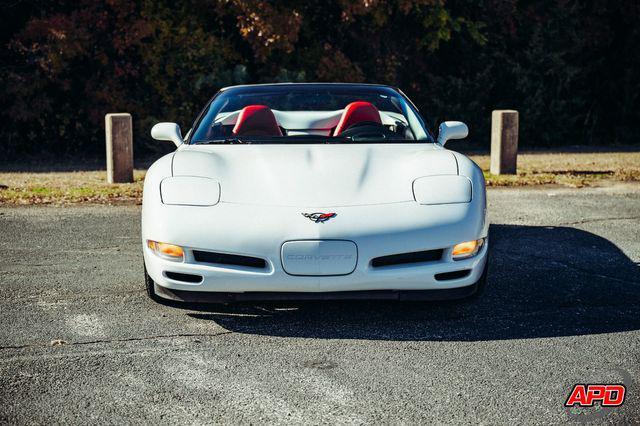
151, 122, 183, 147
437, 121, 468, 146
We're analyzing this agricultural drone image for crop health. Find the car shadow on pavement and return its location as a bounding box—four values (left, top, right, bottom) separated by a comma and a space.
184, 225, 640, 341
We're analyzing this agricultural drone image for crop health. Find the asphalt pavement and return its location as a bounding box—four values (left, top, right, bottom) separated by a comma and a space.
1, 184, 639, 424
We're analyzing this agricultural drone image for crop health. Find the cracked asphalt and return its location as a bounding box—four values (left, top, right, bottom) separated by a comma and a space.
1, 184, 639, 424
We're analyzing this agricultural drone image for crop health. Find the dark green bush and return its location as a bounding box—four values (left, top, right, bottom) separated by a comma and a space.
1, 0, 638, 161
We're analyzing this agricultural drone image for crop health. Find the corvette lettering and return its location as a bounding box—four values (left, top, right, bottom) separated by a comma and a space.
302, 212, 336, 223
286, 254, 353, 261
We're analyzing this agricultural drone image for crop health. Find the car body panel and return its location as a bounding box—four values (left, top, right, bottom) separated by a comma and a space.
171, 144, 458, 206
142, 84, 488, 299
142, 146, 487, 294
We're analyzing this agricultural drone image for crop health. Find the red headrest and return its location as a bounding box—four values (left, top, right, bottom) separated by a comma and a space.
333, 101, 382, 136
232, 105, 283, 137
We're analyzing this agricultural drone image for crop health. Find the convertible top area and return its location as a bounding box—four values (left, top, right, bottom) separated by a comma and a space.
190, 83, 432, 143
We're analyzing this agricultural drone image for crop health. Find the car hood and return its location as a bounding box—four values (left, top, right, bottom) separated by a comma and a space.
171, 144, 458, 207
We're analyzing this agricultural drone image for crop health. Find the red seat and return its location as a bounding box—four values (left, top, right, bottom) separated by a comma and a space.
333, 101, 382, 136
232, 105, 283, 136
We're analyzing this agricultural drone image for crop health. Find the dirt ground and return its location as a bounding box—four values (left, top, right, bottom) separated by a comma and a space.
471, 151, 640, 187
1, 151, 639, 205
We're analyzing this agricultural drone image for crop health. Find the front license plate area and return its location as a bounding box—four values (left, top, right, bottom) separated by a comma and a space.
281, 240, 358, 276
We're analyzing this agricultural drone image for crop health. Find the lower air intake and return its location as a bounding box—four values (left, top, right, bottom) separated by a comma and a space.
434, 270, 471, 281
164, 271, 203, 283
371, 249, 443, 268
193, 250, 267, 269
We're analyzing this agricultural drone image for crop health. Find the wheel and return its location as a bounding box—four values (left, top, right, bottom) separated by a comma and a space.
468, 258, 489, 300
460, 245, 490, 302
144, 264, 163, 302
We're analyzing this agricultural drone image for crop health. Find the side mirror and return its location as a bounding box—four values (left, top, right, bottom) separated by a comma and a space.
437, 121, 468, 146
151, 122, 182, 147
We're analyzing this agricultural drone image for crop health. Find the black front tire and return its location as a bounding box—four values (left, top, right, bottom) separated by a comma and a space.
467, 259, 489, 301
144, 264, 163, 302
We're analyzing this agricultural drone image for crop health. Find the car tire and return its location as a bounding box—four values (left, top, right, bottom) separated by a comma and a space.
470, 259, 489, 299
144, 264, 163, 302
460, 246, 490, 302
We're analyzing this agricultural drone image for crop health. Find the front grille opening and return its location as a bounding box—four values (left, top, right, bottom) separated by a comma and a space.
164, 271, 203, 283
193, 250, 267, 269
435, 270, 471, 281
371, 249, 443, 268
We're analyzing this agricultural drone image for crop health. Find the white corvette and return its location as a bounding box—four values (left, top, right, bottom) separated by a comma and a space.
142, 83, 488, 303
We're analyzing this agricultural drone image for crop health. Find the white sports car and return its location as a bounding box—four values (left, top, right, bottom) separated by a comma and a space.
143, 83, 488, 303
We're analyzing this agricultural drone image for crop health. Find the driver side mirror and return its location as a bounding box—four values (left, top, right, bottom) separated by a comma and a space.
151, 122, 183, 147
437, 121, 468, 146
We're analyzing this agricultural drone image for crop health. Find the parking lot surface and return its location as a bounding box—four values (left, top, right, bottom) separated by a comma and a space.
1, 184, 639, 424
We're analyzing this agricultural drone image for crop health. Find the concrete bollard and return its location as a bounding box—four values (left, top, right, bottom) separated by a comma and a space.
490, 110, 519, 175
105, 113, 134, 183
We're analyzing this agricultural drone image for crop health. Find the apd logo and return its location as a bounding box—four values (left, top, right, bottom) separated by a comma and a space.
301, 212, 337, 223
565, 384, 626, 407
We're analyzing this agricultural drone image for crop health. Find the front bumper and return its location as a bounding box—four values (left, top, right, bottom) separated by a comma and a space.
144, 237, 488, 295
143, 199, 488, 297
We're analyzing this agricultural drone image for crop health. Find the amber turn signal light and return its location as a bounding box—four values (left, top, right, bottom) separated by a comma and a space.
147, 240, 184, 261
452, 239, 484, 260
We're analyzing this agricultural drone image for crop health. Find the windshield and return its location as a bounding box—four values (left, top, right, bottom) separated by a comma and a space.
190, 84, 433, 144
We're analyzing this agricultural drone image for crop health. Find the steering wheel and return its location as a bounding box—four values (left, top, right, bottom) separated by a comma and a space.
337, 121, 400, 141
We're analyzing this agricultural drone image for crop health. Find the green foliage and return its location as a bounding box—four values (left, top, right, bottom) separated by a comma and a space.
1, 0, 638, 160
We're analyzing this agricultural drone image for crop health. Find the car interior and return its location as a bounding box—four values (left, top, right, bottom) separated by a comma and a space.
204, 101, 415, 140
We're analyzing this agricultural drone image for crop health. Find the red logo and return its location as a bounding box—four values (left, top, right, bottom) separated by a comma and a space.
565, 384, 626, 407
302, 212, 337, 223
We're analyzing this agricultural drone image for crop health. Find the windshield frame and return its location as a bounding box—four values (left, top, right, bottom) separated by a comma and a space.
187, 83, 435, 145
